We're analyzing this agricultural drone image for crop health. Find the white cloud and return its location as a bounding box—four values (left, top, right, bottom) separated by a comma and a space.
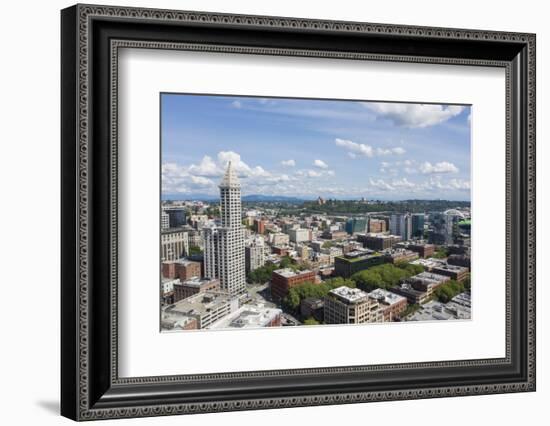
391, 177, 416, 189
231, 100, 242, 109
336, 138, 405, 158
295, 169, 332, 178
369, 178, 395, 191
313, 159, 329, 169
162, 162, 216, 193
363, 103, 465, 128
392, 147, 406, 155
420, 161, 459, 174
335, 138, 374, 157
187, 155, 220, 177
281, 159, 296, 167
376, 147, 406, 156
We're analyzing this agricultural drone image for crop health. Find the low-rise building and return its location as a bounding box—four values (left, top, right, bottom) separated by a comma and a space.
310, 240, 324, 253
162, 259, 202, 280
389, 283, 429, 305
321, 246, 344, 264
410, 257, 447, 271
432, 263, 470, 281
395, 242, 435, 258
268, 232, 290, 246
300, 297, 325, 321
403, 271, 450, 297
407, 292, 471, 321
161, 316, 198, 331
447, 254, 471, 269
271, 268, 317, 300
162, 291, 239, 329
209, 304, 282, 329
161, 277, 179, 305
272, 246, 289, 256
288, 228, 310, 243
321, 230, 348, 240
382, 248, 419, 264
368, 288, 407, 321
358, 233, 402, 251
173, 277, 220, 302
324, 286, 381, 324
334, 251, 386, 278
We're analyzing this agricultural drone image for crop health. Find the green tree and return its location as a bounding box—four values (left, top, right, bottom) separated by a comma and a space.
188, 245, 203, 256
433, 280, 465, 303
432, 247, 448, 259
303, 317, 320, 326
282, 277, 357, 312
351, 263, 423, 292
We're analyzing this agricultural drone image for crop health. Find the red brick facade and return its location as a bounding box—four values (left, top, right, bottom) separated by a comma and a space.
271, 270, 317, 300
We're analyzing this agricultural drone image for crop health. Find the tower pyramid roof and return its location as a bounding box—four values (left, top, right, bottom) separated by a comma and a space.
219, 161, 240, 188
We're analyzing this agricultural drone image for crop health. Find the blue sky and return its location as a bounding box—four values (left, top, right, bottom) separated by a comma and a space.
161, 94, 471, 200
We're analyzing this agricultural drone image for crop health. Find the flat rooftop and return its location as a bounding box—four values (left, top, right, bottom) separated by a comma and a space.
329, 286, 369, 303
411, 271, 450, 284
273, 268, 313, 278
180, 277, 218, 288
210, 304, 282, 329
165, 291, 235, 317
368, 288, 406, 305
163, 258, 200, 266
433, 263, 469, 273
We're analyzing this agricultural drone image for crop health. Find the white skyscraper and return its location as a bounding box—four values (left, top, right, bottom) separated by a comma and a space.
203, 162, 246, 296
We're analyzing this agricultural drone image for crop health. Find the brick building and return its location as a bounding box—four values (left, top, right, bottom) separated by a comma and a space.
173, 277, 220, 302
162, 259, 202, 281
271, 268, 317, 300
368, 288, 407, 321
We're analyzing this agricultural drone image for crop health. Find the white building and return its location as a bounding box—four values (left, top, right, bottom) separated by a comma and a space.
268, 232, 290, 246
161, 277, 180, 296
288, 228, 310, 243
161, 228, 189, 261
203, 162, 246, 296
209, 304, 282, 329
390, 213, 412, 241
245, 236, 266, 272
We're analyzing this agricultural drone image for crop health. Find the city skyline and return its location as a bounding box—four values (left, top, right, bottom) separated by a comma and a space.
161, 94, 471, 201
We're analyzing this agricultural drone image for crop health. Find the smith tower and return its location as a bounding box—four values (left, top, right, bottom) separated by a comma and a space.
203, 162, 246, 296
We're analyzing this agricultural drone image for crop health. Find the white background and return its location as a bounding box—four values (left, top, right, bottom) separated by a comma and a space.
119, 49, 505, 377
0, 0, 547, 425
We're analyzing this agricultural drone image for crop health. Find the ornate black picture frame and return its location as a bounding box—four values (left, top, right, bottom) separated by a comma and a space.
61, 4, 536, 421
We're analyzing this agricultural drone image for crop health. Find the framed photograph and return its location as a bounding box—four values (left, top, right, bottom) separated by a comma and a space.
61, 4, 536, 421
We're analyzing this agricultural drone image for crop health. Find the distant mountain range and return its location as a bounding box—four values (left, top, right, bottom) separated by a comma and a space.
242, 194, 306, 203
162, 193, 309, 203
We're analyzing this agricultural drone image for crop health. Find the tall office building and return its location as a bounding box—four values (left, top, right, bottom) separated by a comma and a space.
345, 217, 368, 235
429, 210, 462, 245
390, 213, 412, 241
411, 213, 425, 238
164, 207, 187, 228
203, 162, 246, 296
